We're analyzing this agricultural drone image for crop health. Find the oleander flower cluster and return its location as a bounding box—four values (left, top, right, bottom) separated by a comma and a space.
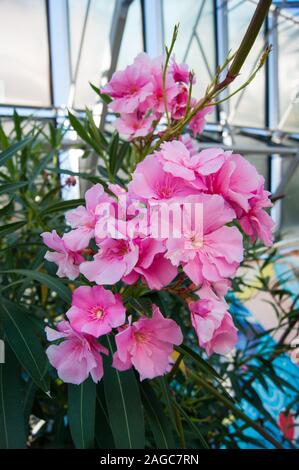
42, 52, 274, 385
101, 52, 212, 139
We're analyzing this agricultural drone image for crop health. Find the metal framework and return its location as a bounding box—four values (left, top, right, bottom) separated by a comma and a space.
0, 0, 298, 229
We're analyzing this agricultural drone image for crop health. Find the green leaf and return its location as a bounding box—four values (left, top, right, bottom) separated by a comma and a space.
0, 198, 14, 217
103, 336, 145, 449
141, 382, 175, 449
158, 377, 176, 428
46, 167, 106, 186
89, 83, 112, 104
13, 110, 22, 140
0, 181, 28, 196
177, 344, 222, 383
23, 379, 36, 427
127, 297, 153, 316
68, 378, 96, 449
0, 269, 72, 304
39, 198, 84, 217
0, 122, 9, 150
171, 398, 209, 449
0, 221, 26, 237
0, 344, 27, 448
85, 108, 108, 150
108, 132, 119, 176
177, 345, 236, 402
89, 82, 101, 98
0, 137, 32, 167
0, 298, 49, 393
95, 383, 115, 448
68, 111, 92, 145
30, 149, 57, 183
114, 141, 130, 175
68, 111, 102, 155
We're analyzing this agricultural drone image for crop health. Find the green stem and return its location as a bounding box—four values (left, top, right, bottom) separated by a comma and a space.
162, 24, 179, 128
228, 0, 272, 79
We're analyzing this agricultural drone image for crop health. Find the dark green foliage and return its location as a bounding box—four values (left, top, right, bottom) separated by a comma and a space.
0, 114, 297, 450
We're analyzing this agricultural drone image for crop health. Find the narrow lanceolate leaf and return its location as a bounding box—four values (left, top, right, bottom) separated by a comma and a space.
0, 137, 32, 167
0, 269, 72, 304
103, 336, 145, 449
171, 398, 209, 449
176, 344, 223, 382
0, 298, 49, 393
30, 149, 57, 183
177, 344, 235, 402
0, 221, 26, 237
114, 141, 130, 175
0, 181, 28, 196
0, 198, 14, 217
89, 83, 112, 104
68, 378, 96, 449
108, 132, 119, 176
39, 198, 84, 217
68, 111, 103, 156
0, 345, 27, 449
95, 383, 115, 449
141, 382, 175, 449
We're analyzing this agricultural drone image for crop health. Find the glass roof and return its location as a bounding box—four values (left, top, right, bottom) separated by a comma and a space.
0, 0, 51, 107
0, 0, 298, 134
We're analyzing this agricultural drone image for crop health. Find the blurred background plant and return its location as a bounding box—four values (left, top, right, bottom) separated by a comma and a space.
0, 112, 298, 449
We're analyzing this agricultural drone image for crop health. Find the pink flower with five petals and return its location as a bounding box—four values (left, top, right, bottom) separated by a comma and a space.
41, 230, 84, 280
67, 286, 126, 338
190, 298, 238, 356
112, 305, 183, 380
80, 238, 139, 285
45, 320, 108, 385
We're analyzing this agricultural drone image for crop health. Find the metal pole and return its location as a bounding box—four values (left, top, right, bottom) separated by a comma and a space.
267, 8, 282, 227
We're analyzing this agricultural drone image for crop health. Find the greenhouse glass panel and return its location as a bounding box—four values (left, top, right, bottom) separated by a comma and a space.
70, 0, 116, 109
278, 10, 299, 133
227, 0, 266, 128
281, 156, 299, 232
117, 0, 144, 70
0, 0, 51, 107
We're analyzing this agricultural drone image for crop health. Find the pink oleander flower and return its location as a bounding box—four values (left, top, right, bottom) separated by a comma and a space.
149, 68, 178, 113
114, 102, 155, 139
128, 153, 194, 202
63, 184, 112, 251
189, 106, 213, 137
122, 238, 177, 289
170, 83, 189, 120
179, 134, 197, 155
156, 140, 225, 182
41, 230, 84, 280
112, 305, 183, 380
278, 411, 295, 441
206, 152, 262, 212
65, 176, 77, 187
45, 320, 108, 385
238, 180, 274, 246
190, 298, 238, 356
80, 238, 139, 285
101, 63, 153, 113
66, 286, 126, 338
166, 194, 243, 284
134, 53, 179, 114
170, 58, 190, 84
196, 279, 232, 302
